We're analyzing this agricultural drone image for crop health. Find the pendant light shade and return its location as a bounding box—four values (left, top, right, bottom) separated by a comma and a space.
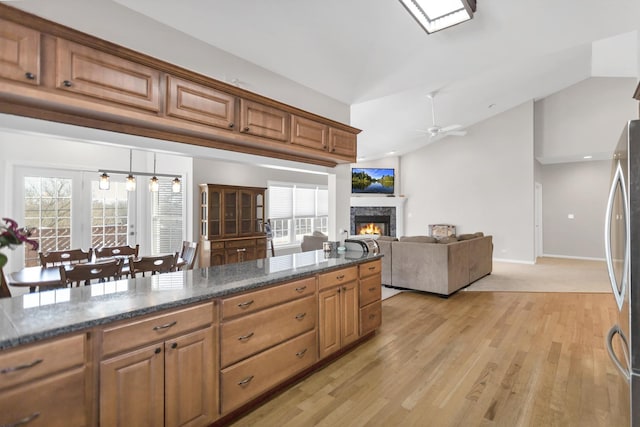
172, 177, 181, 193
149, 176, 159, 192
125, 149, 136, 191
99, 172, 110, 190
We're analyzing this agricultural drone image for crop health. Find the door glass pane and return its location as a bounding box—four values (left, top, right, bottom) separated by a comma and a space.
91, 181, 129, 249
224, 191, 237, 235
23, 176, 73, 266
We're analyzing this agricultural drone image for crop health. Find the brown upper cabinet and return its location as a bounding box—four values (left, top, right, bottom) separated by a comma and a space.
166, 75, 236, 131
239, 99, 290, 141
0, 18, 40, 85
56, 39, 161, 113
0, 4, 360, 166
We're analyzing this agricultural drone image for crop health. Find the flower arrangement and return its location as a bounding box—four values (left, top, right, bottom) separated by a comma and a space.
0, 217, 38, 269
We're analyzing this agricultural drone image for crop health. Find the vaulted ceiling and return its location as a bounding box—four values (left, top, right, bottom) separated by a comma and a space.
10, 0, 640, 162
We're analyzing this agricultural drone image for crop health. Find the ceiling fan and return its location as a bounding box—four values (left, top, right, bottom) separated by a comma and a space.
419, 92, 467, 138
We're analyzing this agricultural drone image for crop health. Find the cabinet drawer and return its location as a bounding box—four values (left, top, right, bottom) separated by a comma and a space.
56, 38, 161, 112
0, 367, 86, 427
360, 301, 382, 336
102, 302, 213, 357
221, 276, 316, 319
359, 274, 381, 308
210, 241, 224, 250
220, 330, 317, 414
0, 334, 85, 390
359, 259, 382, 278
220, 295, 315, 367
318, 266, 358, 291
225, 239, 256, 249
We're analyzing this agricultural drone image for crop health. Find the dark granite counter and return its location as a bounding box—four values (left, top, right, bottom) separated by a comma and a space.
0, 250, 382, 350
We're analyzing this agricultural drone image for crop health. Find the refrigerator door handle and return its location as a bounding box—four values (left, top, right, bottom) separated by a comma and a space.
606, 324, 631, 382
604, 161, 629, 311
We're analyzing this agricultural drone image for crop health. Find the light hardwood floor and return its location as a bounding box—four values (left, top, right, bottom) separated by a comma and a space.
231, 291, 628, 427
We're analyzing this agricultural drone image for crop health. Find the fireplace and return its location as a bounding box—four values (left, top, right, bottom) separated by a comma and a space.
350, 206, 397, 237
354, 215, 391, 236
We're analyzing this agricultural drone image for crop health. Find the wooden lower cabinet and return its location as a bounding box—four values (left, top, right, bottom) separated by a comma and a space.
359, 260, 383, 336
99, 302, 217, 427
318, 279, 359, 359
0, 333, 88, 427
220, 330, 317, 413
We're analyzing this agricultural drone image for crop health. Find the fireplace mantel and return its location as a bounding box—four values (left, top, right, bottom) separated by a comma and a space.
350, 196, 407, 237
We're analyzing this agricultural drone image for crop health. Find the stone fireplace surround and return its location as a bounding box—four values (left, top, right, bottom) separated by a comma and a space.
350, 196, 407, 238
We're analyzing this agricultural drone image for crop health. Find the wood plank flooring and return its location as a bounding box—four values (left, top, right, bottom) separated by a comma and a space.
230, 291, 628, 427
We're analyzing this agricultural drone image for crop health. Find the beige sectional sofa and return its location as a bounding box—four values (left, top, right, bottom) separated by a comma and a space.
378, 233, 493, 296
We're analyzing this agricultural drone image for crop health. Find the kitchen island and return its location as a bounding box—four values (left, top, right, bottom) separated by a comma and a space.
0, 250, 383, 427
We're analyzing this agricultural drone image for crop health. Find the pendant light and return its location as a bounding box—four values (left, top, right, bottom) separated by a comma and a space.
125, 149, 136, 191
172, 177, 181, 193
99, 172, 110, 190
149, 153, 159, 192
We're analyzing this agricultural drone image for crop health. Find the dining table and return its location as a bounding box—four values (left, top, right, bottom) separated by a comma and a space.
8, 256, 186, 293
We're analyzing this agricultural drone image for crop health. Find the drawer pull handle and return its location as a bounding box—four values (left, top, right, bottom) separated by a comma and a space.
295, 313, 306, 320
296, 348, 308, 358
6, 412, 40, 426
237, 300, 254, 308
368, 266, 376, 270
237, 248, 246, 252
369, 314, 377, 320
153, 320, 177, 331
1, 359, 43, 374
238, 332, 254, 341
336, 274, 345, 280
369, 287, 376, 292
238, 375, 254, 386
295, 285, 307, 293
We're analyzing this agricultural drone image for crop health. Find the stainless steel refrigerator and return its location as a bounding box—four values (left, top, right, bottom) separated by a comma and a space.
605, 119, 640, 427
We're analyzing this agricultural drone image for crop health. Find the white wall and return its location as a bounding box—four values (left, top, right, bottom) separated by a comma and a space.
401, 101, 536, 262
541, 160, 610, 259
535, 77, 637, 163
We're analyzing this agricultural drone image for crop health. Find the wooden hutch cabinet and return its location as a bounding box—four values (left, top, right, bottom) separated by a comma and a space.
200, 184, 267, 266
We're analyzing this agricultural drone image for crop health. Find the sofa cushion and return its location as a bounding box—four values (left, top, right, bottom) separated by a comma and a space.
438, 236, 459, 243
457, 233, 476, 241
399, 236, 437, 243
312, 230, 327, 237
473, 232, 484, 237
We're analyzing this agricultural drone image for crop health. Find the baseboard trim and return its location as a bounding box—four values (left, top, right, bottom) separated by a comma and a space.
542, 254, 606, 262
493, 258, 535, 265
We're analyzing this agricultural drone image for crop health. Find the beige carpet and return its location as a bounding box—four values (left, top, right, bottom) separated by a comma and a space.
465, 257, 612, 293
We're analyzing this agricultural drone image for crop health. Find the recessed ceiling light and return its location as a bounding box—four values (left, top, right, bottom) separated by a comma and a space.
583, 155, 593, 159
488, 103, 496, 109
387, 151, 396, 155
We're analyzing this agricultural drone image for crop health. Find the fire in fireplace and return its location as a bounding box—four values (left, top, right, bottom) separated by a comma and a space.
354, 215, 391, 236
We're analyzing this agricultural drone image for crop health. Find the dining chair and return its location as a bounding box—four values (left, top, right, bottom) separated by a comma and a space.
178, 241, 199, 270
61, 259, 124, 287
95, 244, 139, 260
128, 253, 178, 278
39, 248, 93, 268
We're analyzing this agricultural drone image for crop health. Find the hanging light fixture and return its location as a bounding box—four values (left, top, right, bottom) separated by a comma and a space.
99, 172, 110, 190
172, 177, 181, 193
125, 149, 136, 191
149, 153, 159, 192
399, 0, 476, 34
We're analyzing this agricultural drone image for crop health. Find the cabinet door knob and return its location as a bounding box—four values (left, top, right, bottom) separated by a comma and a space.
243, 127, 250, 132
24, 72, 36, 80
171, 342, 178, 349
62, 80, 72, 87
228, 123, 235, 128
154, 347, 162, 354
343, 286, 347, 291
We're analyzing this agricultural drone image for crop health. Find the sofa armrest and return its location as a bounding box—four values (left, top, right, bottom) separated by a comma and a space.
376, 239, 393, 285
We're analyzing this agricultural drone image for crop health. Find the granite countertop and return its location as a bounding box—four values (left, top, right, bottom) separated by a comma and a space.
0, 250, 382, 350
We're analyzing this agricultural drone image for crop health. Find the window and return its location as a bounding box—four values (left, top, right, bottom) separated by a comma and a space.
91, 181, 129, 249
23, 176, 73, 266
268, 183, 328, 246
151, 179, 184, 255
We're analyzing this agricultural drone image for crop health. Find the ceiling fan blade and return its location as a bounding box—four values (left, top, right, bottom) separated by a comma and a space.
440, 124, 463, 132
